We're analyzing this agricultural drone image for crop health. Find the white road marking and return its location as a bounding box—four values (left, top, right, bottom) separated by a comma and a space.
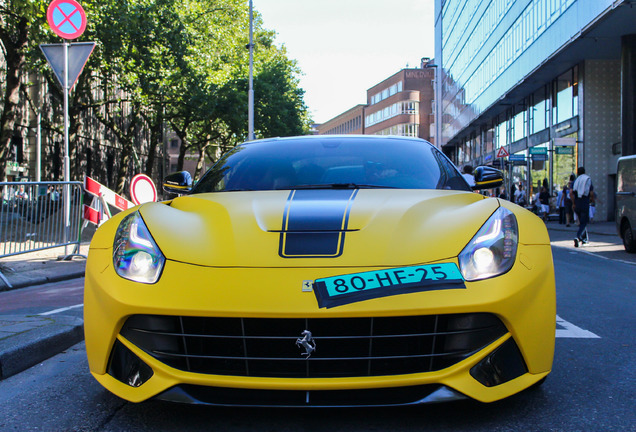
556, 315, 600, 338
555, 242, 636, 266
38, 304, 83, 316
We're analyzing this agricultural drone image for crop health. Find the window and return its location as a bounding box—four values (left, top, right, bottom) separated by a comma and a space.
553, 68, 577, 124
370, 81, 403, 106
531, 87, 548, 134
365, 101, 420, 127
513, 107, 526, 142
495, 118, 507, 148
374, 123, 420, 137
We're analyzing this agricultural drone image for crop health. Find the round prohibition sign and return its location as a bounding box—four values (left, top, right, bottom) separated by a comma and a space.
47, 0, 87, 40
130, 174, 157, 205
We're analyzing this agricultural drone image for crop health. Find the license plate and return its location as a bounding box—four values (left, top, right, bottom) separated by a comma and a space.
313, 263, 465, 308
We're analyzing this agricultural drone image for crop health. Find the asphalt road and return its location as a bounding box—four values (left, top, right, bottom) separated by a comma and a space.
0, 240, 634, 431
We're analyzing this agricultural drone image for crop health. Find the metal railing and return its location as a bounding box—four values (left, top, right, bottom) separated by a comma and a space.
0, 181, 84, 260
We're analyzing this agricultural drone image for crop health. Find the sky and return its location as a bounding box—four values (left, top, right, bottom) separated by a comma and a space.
253, 0, 435, 124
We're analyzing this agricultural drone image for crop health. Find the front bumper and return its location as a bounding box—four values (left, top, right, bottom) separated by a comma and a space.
84, 244, 555, 405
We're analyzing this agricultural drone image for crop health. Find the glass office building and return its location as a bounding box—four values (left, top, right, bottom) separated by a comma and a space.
435, 0, 636, 221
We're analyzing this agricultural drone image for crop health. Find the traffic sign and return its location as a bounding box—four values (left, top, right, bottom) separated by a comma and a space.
47, 0, 87, 40
556, 146, 574, 155
509, 154, 526, 162
130, 174, 157, 205
529, 146, 548, 155
40, 42, 95, 91
496, 147, 510, 158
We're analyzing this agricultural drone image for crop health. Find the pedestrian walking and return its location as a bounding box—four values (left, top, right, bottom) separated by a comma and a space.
509, 183, 516, 202
572, 166, 593, 247
539, 186, 550, 221
514, 184, 527, 207
565, 174, 575, 226
556, 185, 566, 224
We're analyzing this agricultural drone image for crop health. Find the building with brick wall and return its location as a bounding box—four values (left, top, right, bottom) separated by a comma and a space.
317, 59, 436, 144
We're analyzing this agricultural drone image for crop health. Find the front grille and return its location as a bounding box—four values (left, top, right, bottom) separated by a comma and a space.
120, 313, 507, 378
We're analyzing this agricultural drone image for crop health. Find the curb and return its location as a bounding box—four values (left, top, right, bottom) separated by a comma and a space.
0, 269, 86, 292
4, 269, 87, 291
0, 315, 84, 380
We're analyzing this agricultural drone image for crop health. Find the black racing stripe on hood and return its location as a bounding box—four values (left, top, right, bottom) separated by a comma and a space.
279, 189, 358, 258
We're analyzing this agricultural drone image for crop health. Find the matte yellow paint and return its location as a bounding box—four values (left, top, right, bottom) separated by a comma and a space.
85, 190, 555, 404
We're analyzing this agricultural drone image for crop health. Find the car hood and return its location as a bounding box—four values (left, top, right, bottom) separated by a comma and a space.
119, 189, 529, 268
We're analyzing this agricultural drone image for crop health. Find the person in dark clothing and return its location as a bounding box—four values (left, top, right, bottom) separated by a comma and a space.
557, 184, 567, 224
539, 186, 550, 221
565, 174, 575, 226
572, 167, 593, 247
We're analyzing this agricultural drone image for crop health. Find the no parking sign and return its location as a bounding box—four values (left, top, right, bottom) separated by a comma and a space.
47, 0, 87, 40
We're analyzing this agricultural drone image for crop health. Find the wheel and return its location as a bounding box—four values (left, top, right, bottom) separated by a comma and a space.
621, 220, 636, 253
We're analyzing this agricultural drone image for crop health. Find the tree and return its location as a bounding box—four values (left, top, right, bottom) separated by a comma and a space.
211, 12, 311, 152
2, 0, 311, 192
0, 0, 47, 181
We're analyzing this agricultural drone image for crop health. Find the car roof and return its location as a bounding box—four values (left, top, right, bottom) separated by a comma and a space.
241, 135, 434, 147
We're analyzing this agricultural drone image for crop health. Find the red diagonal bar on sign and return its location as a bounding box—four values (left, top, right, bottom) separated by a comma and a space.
55, 5, 80, 31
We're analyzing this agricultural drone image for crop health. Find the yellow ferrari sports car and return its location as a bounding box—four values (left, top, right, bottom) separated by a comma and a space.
84, 135, 555, 407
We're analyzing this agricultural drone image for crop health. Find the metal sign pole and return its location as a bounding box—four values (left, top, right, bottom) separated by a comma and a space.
248, 0, 254, 141
36, 112, 42, 182
63, 41, 71, 255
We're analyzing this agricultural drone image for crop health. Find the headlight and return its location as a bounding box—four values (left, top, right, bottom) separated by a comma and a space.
458, 207, 518, 281
113, 211, 165, 284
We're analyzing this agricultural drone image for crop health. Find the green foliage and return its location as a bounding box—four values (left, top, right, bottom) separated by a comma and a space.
1, 0, 311, 187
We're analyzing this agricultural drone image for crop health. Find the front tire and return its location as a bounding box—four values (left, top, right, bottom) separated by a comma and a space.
621, 220, 636, 253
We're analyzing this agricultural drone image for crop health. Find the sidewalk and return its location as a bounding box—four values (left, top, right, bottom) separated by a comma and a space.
0, 244, 89, 291
0, 221, 623, 381
0, 244, 88, 380
544, 219, 618, 237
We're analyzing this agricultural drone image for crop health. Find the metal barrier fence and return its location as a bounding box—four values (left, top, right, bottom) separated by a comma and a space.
0, 181, 84, 259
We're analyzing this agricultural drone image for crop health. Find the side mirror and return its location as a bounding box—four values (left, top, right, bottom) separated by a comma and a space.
162, 171, 193, 195
473, 166, 504, 190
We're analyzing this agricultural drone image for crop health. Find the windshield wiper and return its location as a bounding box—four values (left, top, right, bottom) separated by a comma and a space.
291, 183, 397, 190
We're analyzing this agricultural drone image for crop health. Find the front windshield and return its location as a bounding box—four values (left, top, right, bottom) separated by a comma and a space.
192, 137, 471, 193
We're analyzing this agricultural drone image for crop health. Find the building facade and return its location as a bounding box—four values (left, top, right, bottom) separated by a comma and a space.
317, 105, 365, 135
435, 0, 636, 221
317, 62, 436, 143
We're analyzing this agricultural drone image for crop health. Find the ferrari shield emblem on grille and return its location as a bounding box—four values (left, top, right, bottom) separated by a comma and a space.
296, 330, 316, 358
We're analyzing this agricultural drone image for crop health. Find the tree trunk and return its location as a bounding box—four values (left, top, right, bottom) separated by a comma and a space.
115, 143, 133, 196
145, 114, 161, 177
177, 135, 188, 172
0, 18, 29, 181
194, 143, 209, 179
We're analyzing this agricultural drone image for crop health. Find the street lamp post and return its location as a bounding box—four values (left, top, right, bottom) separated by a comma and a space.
248, 0, 255, 141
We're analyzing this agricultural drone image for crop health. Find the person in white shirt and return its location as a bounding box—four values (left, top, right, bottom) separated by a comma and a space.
572, 166, 593, 247
514, 184, 526, 206
15, 185, 28, 200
